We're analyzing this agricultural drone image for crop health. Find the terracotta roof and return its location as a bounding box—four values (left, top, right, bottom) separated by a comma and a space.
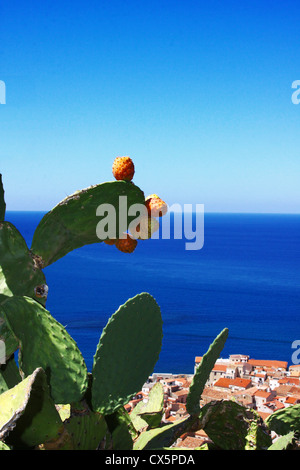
285, 396, 299, 404
278, 377, 300, 386
214, 378, 233, 389
201, 387, 231, 400
231, 378, 252, 388
175, 379, 190, 388
212, 364, 227, 372
258, 411, 272, 421
289, 386, 300, 395
195, 356, 202, 363
165, 416, 177, 422
254, 390, 273, 398
275, 385, 295, 396
249, 359, 288, 370
232, 386, 259, 397
265, 400, 285, 411
173, 389, 188, 397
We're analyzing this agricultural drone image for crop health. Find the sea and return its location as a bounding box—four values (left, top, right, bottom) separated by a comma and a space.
5, 211, 300, 374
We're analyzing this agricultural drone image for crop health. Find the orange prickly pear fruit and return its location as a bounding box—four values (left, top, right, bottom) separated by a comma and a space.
145, 194, 168, 217
115, 234, 138, 253
103, 239, 116, 245
112, 156, 135, 181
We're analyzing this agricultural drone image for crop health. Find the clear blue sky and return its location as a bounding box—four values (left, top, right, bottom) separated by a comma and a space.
1, 0, 299, 212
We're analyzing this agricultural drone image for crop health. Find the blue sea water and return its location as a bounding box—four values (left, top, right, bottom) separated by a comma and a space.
6, 211, 300, 374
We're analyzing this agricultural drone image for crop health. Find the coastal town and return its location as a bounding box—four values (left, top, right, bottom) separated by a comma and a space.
125, 355, 300, 449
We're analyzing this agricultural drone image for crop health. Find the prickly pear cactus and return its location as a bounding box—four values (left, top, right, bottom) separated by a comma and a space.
133, 415, 199, 450
62, 410, 107, 450
31, 181, 145, 267
267, 431, 296, 450
130, 382, 165, 433
105, 407, 136, 450
0, 307, 19, 362
129, 399, 149, 433
0, 368, 63, 449
91, 293, 163, 415
0, 175, 5, 222
0, 356, 21, 394
0, 441, 11, 450
0, 222, 47, 305
186, 328, 228, 415
265, 404, 300, 436
0, 295, 88, 404
136, 382, 164, 429
198, 400, 272, 450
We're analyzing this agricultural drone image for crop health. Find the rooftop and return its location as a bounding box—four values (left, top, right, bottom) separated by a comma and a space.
249, 359, 288, 370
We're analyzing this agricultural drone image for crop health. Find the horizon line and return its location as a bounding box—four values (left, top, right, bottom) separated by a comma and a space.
5, 209, 300, 216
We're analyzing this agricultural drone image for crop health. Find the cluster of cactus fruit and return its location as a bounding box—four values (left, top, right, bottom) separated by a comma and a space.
0, 159, 299, 450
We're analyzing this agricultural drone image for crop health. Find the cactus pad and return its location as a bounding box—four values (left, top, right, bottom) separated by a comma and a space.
31, 181, 145, 266
105, 407, 135, 450
91, 293, 163, 415
63, 411, 107, 450
0, 297, 19, 361
186, 328, 228, 415
198, 400, 272, 450
266, 404, 300, 435
0, 175, 5, 222
0, 295, 88, 404
0, 356, 21, 395
0, 367, 63, 448
133, 415, 197, 450
137, 382, 164, 429
0, 222, 47, 305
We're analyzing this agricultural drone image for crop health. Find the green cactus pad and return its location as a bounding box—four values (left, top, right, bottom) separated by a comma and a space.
137, 382, 164, 429
198, 400, 272, 450
133, 415, 198, 450
91, 293, 163, 415
130, 399, 149, 433
55, 404, 71, 422
0, 356, 22, 395
266, 404, 300, 435
0, 175, 5, 222
0, 367, 63, 448
105, 407, 135, 450
0, 295, 88, 404
267, 431, 296, 450
0, 299, 19, 361
63, 411, 107, 450
0, 441, 11, 450
186, 328, 228, 416
31, 181, 145, 267
0, 222, 47, 306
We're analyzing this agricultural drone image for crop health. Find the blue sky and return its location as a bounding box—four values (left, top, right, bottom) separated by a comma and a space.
0, 0, 299, 212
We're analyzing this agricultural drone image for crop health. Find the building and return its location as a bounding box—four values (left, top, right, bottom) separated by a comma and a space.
253, 390, 275, 412
248, 359, 288, 372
